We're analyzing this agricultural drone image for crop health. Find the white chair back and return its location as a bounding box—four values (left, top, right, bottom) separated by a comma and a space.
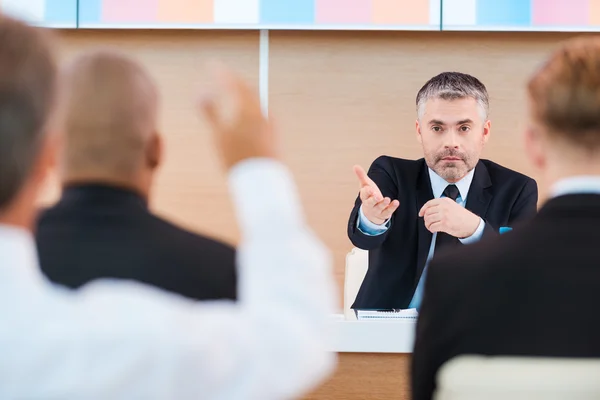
343, 247, 368, 320
435, 355, 600, 400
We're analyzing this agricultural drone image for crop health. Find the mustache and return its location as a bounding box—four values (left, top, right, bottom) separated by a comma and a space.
434, 149, 467, 162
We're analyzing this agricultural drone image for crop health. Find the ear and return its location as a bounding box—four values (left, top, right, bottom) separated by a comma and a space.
146, 132, 163, 170
482, 119, 491, 144
34, 131, 58, 185
524, 125, 546, 170
416, 119, 423, 144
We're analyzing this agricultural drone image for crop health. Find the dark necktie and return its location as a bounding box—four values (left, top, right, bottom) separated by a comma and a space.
434, 184, 461, 254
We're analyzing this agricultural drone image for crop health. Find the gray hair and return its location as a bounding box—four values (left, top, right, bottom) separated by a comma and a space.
416, 72, 489, 120
0, 16, 56, 210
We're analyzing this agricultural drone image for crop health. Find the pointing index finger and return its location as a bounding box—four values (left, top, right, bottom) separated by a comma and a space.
353, 165, 373, 188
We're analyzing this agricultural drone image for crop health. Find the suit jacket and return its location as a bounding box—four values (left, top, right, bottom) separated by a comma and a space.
411, 194, 600, 400
36, 184, 237, 301
347, 156, 538, 309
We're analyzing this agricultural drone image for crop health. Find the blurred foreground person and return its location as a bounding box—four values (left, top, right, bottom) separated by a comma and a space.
413, 36, 600, 400
0, 15, 335, 399
36, 51, 237, 302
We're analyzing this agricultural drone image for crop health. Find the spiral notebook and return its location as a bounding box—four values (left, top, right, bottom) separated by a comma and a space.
354, 308, 418, 320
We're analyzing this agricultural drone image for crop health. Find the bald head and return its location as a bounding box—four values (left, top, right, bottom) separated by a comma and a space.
59, 50, 160, 193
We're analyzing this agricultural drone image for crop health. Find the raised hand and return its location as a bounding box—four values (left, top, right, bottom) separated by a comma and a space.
199, 63, 278, 170
354, 165, 399, 225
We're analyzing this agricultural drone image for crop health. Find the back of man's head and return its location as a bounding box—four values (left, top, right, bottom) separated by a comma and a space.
528, 36, 600, 153
0, 16, 56, 220
60, 51, 160, 194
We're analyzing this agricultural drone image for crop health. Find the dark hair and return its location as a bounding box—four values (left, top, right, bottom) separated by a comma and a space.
0, 16, 56, 209
416, 72, 489, 118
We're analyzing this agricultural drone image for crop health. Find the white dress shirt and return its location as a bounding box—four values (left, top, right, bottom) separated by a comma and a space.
0, 159, 336, 399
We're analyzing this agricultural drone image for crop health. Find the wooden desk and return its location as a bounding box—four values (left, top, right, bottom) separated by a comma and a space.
303, 315, 415, 399
304, 353, 411, 400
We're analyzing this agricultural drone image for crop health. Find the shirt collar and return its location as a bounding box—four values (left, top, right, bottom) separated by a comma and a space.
550, 175, 600, 198
61, 183, 148, 209
428, 167, 476, 201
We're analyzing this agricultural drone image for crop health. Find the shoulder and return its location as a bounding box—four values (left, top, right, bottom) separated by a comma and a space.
372, 155, 423, 168
480, 159, 536, 186
370, 155, 425, 176
427, 226, 533, 291
419, 231, 533, 333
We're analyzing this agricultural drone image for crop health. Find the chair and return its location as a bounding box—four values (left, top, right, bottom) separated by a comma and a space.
434, 355, 600, 400
343, 247, 368, 320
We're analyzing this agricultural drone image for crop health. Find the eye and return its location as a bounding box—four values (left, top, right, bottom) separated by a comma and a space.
460, 125, 470, 132
431, 126, 442, 132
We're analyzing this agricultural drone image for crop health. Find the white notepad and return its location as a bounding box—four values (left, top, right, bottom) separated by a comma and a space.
355, 308, 418, 320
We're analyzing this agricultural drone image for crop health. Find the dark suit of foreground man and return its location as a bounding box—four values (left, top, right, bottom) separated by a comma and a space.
413, 37, 600, 400
36, 52, 236, 301
348, 72, 538, 309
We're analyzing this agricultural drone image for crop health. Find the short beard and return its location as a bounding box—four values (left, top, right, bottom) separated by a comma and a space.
434, 163, 465, 181
428, 149, 473, 182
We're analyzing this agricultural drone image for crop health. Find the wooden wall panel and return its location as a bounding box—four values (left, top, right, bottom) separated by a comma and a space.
268, 30, 581, 300
39, 29, 586, 309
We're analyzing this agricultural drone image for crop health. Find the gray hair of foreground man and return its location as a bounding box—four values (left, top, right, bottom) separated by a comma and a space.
416, 72, 490, 120
0, 16, 56, 210
59, 50, 160, 189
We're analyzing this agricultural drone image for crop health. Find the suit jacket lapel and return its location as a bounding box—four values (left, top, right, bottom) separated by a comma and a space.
416, 161, 433, 279
465, 161, 493, 220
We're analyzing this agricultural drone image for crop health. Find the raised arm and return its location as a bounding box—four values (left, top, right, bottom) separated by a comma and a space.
3, 64, 336, 400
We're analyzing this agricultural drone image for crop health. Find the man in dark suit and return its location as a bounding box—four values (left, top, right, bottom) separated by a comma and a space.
348, 72, 538, 310
36, 51, 236, 301
412, 37, 600, 400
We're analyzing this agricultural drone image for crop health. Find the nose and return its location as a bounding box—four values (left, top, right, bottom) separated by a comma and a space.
444, 129, 460, 149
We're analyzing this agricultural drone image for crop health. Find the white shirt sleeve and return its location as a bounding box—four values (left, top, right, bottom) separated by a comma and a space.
459, 217, 485, 245
4, 159, 336, 400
